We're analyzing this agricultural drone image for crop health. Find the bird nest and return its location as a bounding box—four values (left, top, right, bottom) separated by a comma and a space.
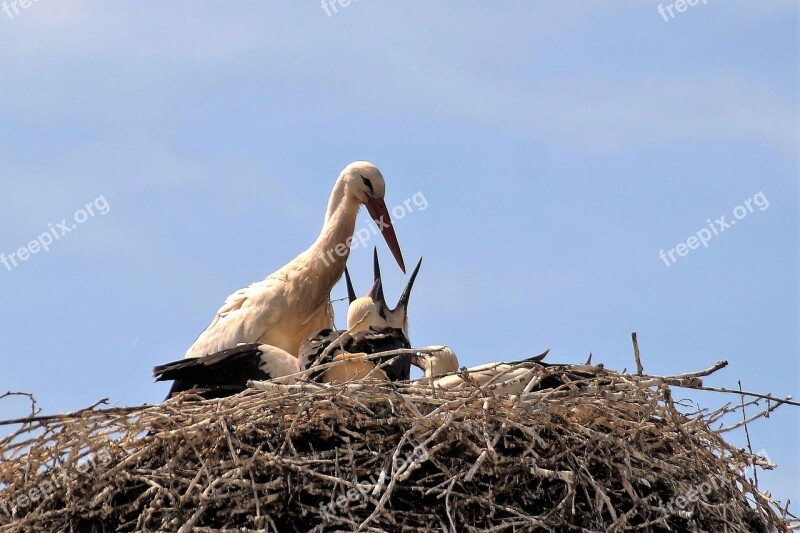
0, 353, 797, 532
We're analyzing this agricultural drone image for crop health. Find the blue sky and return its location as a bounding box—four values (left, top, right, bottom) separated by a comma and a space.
1, 0, 797, 508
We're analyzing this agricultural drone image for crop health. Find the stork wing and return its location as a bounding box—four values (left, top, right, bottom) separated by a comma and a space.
155, 344, 265, 383
184, 278, 288, 358
155, 343, 269, 399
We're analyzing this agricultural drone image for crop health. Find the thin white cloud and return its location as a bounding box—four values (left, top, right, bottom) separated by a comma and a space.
373, 71, 797, 157
1, 2, 794, 159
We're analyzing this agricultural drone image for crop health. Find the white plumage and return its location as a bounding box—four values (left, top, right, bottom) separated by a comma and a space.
184, 162, 406, 359
156, 266, 415, 398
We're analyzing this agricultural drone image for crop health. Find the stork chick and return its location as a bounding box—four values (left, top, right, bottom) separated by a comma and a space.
345, 252, 423, 337
184, 161, 406, 359
411, 346, 460, 382
411, 347, 551, 394
369, 248, 421, 335
299, 256, 423, 381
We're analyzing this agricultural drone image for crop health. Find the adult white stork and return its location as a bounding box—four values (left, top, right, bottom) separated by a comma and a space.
410, 347, 552, 394
156, 261, 418, 398
184, 161, 406, 359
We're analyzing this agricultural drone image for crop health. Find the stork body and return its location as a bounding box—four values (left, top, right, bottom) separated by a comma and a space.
184, 162, 405, 359
411, 347, 553, 394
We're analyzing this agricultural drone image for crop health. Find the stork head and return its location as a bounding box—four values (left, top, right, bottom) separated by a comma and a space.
410, 346, 459, 378
345, 250, 423, 336
372, 249, 423, 335
345, 272, 387, 333
341, 161, 406, 273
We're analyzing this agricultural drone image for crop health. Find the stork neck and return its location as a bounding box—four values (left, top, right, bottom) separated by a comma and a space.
279, 177, 361, 325
310, 186, 360, 278
324, 178, 348, 222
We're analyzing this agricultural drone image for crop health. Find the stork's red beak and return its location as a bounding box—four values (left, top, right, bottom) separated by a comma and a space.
365, 198, 406, 273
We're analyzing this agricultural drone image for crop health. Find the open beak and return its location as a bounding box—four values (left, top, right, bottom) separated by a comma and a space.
367, 278, 383, 301
396, 257, 423, 311
366, 198, 406, 273
344, 268, 357, 305
409, 352, 424, 370
372, 247, 386, 303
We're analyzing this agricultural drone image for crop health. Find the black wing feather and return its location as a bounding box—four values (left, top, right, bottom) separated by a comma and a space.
154, 344, 271, 400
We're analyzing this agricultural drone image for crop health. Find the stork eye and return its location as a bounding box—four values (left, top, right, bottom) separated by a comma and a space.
360, 175, 374, 194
